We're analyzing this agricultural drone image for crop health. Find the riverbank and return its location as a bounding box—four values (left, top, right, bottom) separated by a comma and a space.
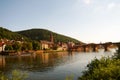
0, 50, 34, 56
0, 50, 68, 56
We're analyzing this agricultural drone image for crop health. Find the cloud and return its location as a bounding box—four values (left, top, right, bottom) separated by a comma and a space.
83, 0, 92, 5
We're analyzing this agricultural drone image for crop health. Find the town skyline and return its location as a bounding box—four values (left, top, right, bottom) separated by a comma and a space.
1, 0, 120, 43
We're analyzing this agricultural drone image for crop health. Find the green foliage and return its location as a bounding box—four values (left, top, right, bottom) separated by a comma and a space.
114, 44, 120, 59
17, 29, 82, 43
79, 46, 120, 80
79, 57, 120, 80
12, 42, 22, 52
5, 42, 33, 51
0, 27, 83, 45
5, 45, 13, 51
0, 72, 8, 80
21, 42, 33, 51
0, 27, 29, 41
32, 41, 40, 50
21, 43, 27, 51
0, 70, 28, 80
27, 42, 33, 50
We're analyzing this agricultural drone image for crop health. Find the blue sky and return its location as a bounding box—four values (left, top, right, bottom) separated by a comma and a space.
0, 0, 120, 43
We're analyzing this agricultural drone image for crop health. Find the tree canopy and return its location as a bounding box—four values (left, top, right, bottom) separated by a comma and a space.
0, 27, 29, 41
17, 29, 82, 44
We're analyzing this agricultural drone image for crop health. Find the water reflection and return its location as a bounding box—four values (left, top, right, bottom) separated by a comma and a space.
0, 56, 5, 69
0, 52, 114, 80
0, 52, 72, 72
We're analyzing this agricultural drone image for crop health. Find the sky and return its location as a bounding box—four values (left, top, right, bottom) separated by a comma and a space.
0, 0, 120, 43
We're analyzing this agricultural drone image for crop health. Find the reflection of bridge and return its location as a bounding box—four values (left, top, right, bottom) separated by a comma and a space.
70, 42, 120, 52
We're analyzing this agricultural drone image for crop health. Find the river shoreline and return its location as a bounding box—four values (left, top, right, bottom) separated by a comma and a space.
0, 50, 68, 56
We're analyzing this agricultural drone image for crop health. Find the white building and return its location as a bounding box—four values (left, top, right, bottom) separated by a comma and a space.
0, 42, 6, 52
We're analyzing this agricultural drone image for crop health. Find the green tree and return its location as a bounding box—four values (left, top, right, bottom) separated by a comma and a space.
17, 29, 81, 43
27, 42, 33, 50
12, 42, 22, 52
5, 45, 13, 51
21, 42, 33, 51
21, 43, 27, 51
79, 57, 120, 80
32, 41, 40, 50
115, 44, 120, 59
0, 27, 29, 41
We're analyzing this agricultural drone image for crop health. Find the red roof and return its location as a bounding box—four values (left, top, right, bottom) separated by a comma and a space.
0, 42, 4, 47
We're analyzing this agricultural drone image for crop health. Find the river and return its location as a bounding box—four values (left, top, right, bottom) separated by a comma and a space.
0, 52, 114, 80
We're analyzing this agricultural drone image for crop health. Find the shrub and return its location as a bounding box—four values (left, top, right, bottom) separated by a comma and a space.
79, 57, 120, 80
0, 70, 28, 80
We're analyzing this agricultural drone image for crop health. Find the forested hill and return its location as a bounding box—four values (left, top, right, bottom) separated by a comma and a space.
0, 27, 83, 43
0, 27, 29, 41
17, 29, 82, 43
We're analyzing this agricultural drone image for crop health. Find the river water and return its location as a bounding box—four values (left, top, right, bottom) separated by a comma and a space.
0, 52, 114, 80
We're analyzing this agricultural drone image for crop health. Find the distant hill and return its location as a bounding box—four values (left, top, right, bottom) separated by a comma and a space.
0, 27, 29, 41
0, 27, 83, 44
17, 29, 82, 43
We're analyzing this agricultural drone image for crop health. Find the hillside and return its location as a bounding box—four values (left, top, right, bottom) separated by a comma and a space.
17, 29, 82, 43
0, 27, 29, 41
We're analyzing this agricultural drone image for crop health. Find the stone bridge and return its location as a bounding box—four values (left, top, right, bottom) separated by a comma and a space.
70, 42, 120, 52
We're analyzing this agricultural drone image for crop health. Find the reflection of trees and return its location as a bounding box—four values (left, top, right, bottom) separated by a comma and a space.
0, 52, 73, 73
0, 56, 5, 69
